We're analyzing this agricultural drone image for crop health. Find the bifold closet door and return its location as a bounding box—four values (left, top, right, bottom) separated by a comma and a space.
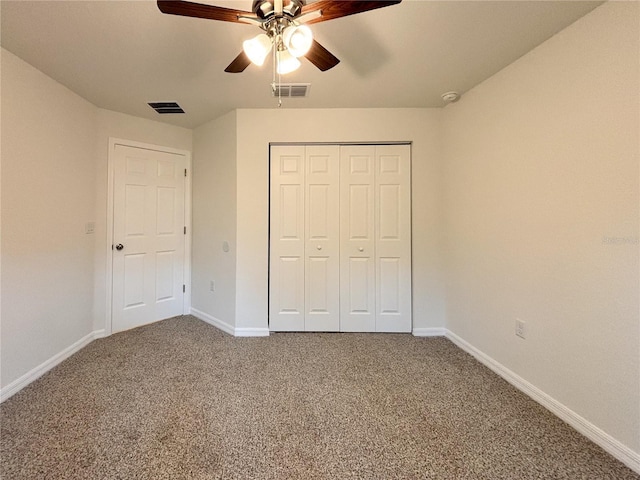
340, 146, 376, 331
270, 146, 305, 331
304, 146, 340, 331
269, 145, 340, 331
340, 145, 412, 333
374, 145, 412, 332
270, 143, 411, 333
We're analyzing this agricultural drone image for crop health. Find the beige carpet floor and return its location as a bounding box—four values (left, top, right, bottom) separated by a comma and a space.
1, 315, 638, 479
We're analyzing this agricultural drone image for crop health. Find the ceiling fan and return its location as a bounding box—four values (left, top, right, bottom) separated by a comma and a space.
157, 0, 402, 74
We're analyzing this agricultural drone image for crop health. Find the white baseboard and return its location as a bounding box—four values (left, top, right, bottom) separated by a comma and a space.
0, 329, 105, 403
93, 329, 106, 340
191, 308, 269, 337
412, 327, 446, 337
235, 327, 270, 337
445, 330, 640, 474
190, 308, 235, 335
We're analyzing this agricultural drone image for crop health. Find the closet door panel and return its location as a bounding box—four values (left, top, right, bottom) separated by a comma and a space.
375, 145, 412, 332
270, 146, 306, 331
340, 146, 376, 332
305, 146, 340, 331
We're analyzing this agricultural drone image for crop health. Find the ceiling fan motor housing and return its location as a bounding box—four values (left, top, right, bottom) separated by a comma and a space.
253, 0, 305, 19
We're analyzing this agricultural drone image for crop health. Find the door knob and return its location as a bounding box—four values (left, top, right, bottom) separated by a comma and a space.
358, 247, 364, 252
115, 244, 124, 251
317, 245, 322, 250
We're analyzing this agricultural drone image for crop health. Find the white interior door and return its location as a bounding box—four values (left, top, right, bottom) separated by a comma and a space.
375, 145, 412, 332
269, 146, 306, 331
305, 146, 340, 331
340, 146, 376, 332
112, 144, 186, 333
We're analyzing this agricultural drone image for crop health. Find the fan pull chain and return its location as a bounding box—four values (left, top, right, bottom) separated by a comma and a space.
271, 43, 276, 102
278, 67, 282, 108
270, 41, 282, 108
276, 40, 282, 108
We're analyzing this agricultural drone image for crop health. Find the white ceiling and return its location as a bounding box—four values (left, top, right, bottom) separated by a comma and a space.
1, 0, 603, 129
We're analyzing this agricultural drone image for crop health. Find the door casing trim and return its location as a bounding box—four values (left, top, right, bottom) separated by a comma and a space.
105, 137, 192, 336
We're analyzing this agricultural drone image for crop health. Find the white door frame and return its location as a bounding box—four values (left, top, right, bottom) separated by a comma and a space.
105, 138, 192, 336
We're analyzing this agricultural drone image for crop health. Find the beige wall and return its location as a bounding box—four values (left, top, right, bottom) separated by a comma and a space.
442, 1, 639, 453
0, 49, 193, 388
234, 108, 445, 332
1, 49, 97, 387
191, 111, 237, 326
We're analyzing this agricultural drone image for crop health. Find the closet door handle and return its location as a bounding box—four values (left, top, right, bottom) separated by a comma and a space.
358, 247, 364, 252
317, 245, 322, 250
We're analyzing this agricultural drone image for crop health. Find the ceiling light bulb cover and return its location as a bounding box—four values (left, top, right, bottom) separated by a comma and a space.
243, 33, 272, 66
276, 49, 301, 74
282, 25, 313, 57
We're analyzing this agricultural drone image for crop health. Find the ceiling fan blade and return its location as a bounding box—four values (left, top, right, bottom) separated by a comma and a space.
157, 0, 254, 23
305, 40, 340, 71
225, 51, 252, 73
301, 0, 401, 25
296, 10, 323, 24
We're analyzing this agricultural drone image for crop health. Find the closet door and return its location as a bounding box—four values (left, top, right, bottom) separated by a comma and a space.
305, 146, 340, 331
340, 146, 376, 332
269, 146, 306, 331
375, 145, 412, 332
270, 143, 412, 333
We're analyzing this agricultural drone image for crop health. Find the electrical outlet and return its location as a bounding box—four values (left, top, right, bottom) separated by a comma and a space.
515, 319, 527, 339
210, 281, 215, 292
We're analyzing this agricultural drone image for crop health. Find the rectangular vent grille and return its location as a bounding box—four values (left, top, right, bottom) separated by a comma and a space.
272, 83, 311, 98
148, 102, 185, 114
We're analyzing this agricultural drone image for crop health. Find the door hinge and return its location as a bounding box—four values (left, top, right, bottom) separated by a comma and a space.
183, 284, 186, 293
184, 226, 186, 235
184, 168, 187, 177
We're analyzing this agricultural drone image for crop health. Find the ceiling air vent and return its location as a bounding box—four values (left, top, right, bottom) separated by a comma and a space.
148, 102, 185, 114
272, 83, 311, 98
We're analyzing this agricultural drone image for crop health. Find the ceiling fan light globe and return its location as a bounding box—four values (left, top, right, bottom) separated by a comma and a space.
276, 49, 301, 74
242, 34, 272, 66
282, 25, 313, 57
